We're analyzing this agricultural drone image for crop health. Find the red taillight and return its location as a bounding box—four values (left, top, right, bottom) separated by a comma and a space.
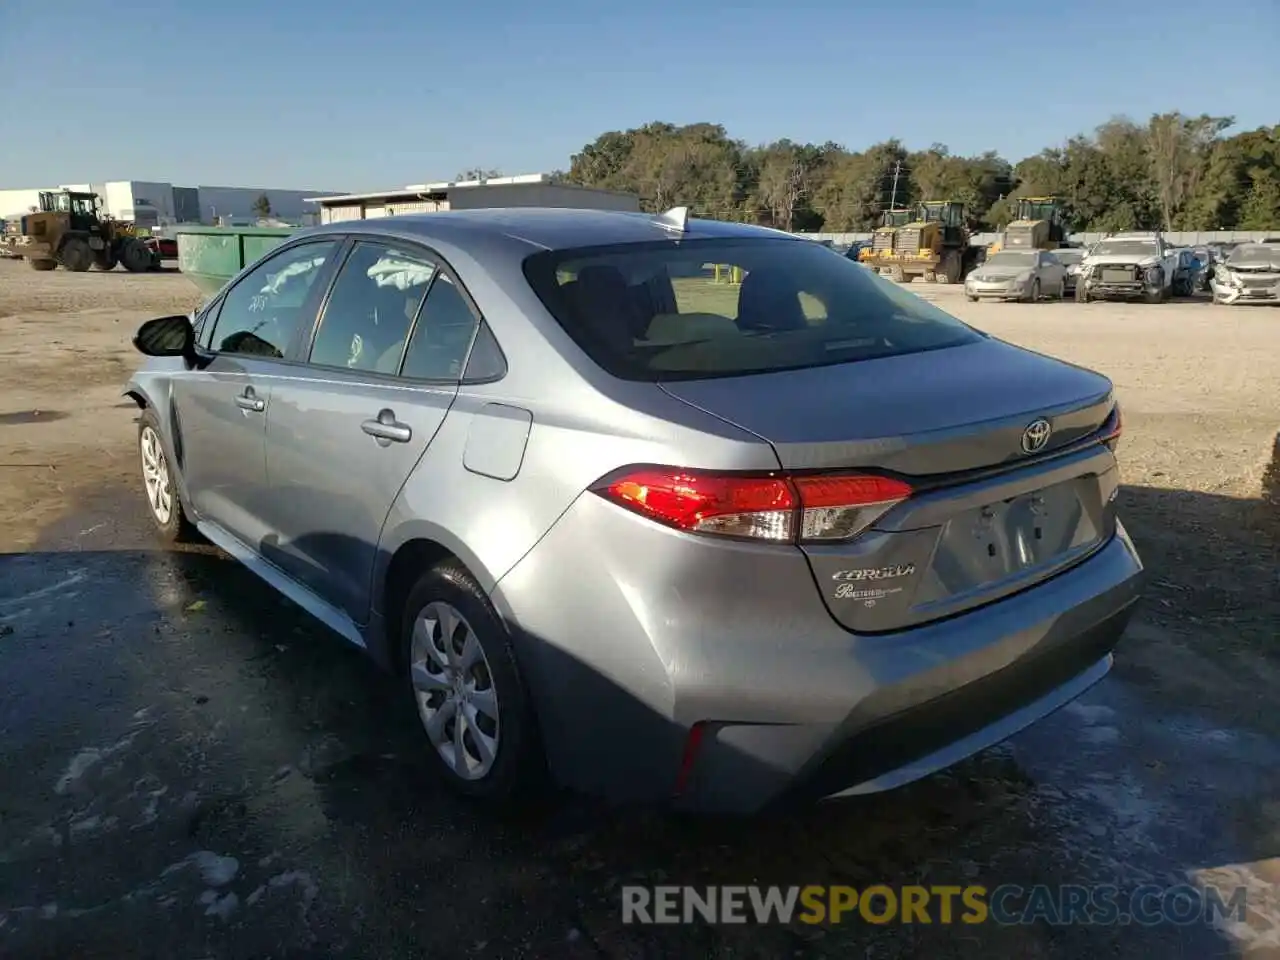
594, 468, 912, 543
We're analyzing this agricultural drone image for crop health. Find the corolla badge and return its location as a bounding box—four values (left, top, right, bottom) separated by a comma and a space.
831, 564, 915, 582
1021, 418, 1052, 454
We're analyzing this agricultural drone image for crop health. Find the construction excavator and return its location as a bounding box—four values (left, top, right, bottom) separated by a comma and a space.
988, 196, 1070, 254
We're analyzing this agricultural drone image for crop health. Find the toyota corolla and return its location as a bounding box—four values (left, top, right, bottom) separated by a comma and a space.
125, 207, 1143, 813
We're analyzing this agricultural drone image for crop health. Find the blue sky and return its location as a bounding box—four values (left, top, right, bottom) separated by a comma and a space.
1, 0, 1276, 192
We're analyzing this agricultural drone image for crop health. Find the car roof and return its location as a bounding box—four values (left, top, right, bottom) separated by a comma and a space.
296, 207, 801, 255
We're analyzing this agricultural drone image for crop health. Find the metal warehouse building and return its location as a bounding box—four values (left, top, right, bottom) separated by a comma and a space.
308, 173, 639, 224
0, 180, 347, 227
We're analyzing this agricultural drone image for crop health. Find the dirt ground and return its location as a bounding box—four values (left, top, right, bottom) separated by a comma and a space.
2, 257, 1279, 958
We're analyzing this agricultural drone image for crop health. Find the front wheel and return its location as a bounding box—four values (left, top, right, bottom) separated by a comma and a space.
402, 561, 546, 802
60, 237, 93, 272
1024, 279, 1041, 303
138, 409, 195, 542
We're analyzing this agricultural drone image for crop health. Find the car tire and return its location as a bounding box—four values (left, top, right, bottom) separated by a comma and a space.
966, 294, 978, 302
137, 409, 195, 542
1025, 279, 1040, 303
401, 560, 546, 803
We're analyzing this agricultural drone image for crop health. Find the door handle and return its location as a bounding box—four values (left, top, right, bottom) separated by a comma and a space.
361, 409, 412, 444
235, 388, 266, 413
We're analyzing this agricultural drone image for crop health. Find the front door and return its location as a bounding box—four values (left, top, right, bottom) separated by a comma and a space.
172, 239, 342, 548
263, 241, 480, 622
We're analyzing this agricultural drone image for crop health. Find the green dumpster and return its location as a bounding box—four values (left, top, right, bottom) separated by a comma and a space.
174, 225, 298, 298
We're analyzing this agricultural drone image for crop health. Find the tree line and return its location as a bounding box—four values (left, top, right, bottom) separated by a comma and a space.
556, 115, 1280, 233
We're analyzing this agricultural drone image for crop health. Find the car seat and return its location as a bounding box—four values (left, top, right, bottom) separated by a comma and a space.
736, 268, 808, 333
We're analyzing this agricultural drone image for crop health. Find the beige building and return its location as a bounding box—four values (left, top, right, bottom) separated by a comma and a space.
308, 173, 639, 225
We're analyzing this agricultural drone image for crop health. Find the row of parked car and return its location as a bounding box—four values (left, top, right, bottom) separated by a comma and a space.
831, 234, 1279, 306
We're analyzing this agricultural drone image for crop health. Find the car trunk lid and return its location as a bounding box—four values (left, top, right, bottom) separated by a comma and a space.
659, 338, 1119, 632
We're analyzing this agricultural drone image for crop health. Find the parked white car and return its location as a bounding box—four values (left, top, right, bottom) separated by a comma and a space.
1076, 234, 1178, 303
1210, 243, 1280, 304
964, 249, 1068, 302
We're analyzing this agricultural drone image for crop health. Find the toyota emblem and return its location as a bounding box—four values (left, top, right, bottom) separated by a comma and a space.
1021, 418, 1052, 454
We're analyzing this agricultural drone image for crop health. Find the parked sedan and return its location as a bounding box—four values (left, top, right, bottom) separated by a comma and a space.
126, 209, 1142, 814
1210, 243, 1280, 304
964, 249, 1068, 301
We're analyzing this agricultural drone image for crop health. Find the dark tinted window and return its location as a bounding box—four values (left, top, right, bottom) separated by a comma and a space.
401, 274, 480, 381
523, 238, 983, 381
209, 241, 338, 358
462, 322, 507, 381
308, 242, 436, 374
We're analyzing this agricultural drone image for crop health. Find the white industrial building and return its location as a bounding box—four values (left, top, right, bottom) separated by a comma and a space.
0, 180, 346, 227
308, 173, 639, 224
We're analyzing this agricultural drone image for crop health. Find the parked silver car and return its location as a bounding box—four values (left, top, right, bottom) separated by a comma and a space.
1210, 243, 1280, 304
964, 249, 1068, 302
126, 208, 1143, 813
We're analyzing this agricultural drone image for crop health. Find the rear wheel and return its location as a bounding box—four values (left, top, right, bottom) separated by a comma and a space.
60, 237, 93, 272
30, 259, 57, 272
120, 238, 153, 273
402, 560, 545, 803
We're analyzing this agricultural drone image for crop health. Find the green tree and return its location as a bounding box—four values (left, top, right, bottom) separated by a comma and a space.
251, 193, 272, 218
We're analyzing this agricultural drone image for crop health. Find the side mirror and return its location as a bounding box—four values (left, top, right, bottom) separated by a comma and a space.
134, 314, 197, 365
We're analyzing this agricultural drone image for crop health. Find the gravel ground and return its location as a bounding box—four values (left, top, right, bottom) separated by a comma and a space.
1, 258, 1278, 958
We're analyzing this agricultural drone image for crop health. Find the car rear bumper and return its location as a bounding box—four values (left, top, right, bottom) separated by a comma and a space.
491, 495, 1144, 814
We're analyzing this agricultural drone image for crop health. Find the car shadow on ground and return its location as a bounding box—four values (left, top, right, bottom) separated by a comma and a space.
1, 480, 1277, 958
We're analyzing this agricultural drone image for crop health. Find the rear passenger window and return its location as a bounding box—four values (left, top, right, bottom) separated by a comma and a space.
462, 322, 507, 381
401, 274, 480, 381
308, 242, 436, 374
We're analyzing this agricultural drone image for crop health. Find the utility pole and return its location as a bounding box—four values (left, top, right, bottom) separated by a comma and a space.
888, 160, 903, 210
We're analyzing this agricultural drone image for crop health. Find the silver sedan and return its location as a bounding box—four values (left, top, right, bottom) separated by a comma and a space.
966, 249, 1068, 302
124, 208, 1141, 813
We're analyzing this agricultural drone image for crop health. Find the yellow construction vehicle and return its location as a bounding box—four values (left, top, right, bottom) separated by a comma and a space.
988, 196, 1069, 255
858, 208, 913, 273
0, 190, 155, 272
888, 200, 978, 283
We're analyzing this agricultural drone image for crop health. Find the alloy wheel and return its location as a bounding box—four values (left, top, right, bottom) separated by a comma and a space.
139, 426, 173, 525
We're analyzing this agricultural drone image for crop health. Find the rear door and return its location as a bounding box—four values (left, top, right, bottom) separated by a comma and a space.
261, 240, 481, 622
171, 239, 341, 547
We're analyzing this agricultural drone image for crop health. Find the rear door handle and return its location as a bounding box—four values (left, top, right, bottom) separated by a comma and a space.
235, 388, 266, 412
361, 409, 412, 444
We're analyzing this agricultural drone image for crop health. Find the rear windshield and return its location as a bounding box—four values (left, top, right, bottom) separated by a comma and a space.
522, 238, 984, 381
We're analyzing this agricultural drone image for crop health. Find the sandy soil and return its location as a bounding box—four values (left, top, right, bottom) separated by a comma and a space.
1, 257, 1277, 728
